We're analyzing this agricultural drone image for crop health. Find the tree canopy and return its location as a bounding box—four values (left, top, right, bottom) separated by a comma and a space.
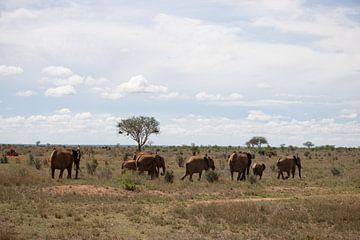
117, 116, 160, 151
303, 141, 314, 149
246, 136, 268, 148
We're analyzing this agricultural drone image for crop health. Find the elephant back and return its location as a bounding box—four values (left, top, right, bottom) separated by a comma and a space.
50, 149, 74, 169
136, 154, 157, 171
229, 152, 249, 171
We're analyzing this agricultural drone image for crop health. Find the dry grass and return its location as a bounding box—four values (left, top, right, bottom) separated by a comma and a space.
0, 145, 360, 239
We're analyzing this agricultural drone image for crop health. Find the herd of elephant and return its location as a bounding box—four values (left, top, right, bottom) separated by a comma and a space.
49, 148, 302, 181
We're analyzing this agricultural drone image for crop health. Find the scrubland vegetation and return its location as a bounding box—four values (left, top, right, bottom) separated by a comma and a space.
1, 144, 360, 239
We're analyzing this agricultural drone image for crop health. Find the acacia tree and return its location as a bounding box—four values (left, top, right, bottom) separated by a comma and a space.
247, 136, 268, 149
117, 116, 160, 152
303, 141, 314, 149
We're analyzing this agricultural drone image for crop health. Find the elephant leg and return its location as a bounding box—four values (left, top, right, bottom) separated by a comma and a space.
277, 172, 280, 179
198, 171, 202, 181
189, 174, 193, 182
241, 171, 246, 181
259, 173, 262, 180
51, 168, 55, 179
291, 168, 295, 178
67, 166, 72, 179
280, 172, 285, 180
230, 171, 234, 181
285, 171, 290, 179
237, 172, 241, 181
59, 169, 64, 179
181, 170, 189, 180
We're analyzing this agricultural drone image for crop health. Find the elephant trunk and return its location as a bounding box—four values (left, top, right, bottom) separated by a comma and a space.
298, 165, 302, 179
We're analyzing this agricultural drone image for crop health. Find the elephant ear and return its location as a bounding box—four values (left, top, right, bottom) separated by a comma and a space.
262, 163, 266, 170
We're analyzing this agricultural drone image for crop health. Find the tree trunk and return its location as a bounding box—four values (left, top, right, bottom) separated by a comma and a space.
137, 143, 142, 152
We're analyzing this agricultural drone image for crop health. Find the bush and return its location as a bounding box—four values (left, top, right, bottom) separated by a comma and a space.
123, 152, 132, 161
270, 164, 276, 172
304, 151, 311, 157
176, 155, 184, 167
86, 159, 98, 175
205, 170, 219, 183
28, 153, 34, 165
0, 154, 8, 164
28, 153, 41, 169
119, 170, 137, 191
164, 170, 174, 183
248, 175, 257, 184
219, 158, 225, 170
331, 167, 341, 176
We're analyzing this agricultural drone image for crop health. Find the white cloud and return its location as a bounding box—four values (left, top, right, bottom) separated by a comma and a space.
96, 75, 169, 99
256, 82, 271, 89
340, 109, 357, 119
161, 114, 360, 146
117, 75, 168, 93
15, 90, 37, 97
42, 66, 73, 77
53, 74, 84, 86
84, 76, 108, 87
0, 65, 23, 76
195, 91, 243, 102
246, 110, 273, 121
44, 85, 76, 97
55, 108, 71, 114
0, 111, 120, 144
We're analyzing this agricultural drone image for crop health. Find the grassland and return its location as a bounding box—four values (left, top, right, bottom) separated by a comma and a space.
1, 145, 360, 239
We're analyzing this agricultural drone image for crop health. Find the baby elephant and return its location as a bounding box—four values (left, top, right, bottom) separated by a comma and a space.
252, 163, 266, 179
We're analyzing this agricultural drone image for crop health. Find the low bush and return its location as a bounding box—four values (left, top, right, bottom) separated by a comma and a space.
248, 175, 257, 184
0, 154, 8, 164
205, 170, 219, 183
176, 155, 184, 168
164, 170, 174, 183
119, 170, 137, 191
86, 159, 98, 175
331, 167, 341, 176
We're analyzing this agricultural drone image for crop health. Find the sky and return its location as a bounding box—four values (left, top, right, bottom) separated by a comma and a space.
0, 0, 360, 147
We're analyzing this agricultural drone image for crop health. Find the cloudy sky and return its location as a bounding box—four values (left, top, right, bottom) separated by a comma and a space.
1, 0, 360, 147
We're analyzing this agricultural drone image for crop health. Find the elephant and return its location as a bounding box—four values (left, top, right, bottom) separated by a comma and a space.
121, 160, 136, 171
252, 163, 266, 179
181, 155, 215, 181
135, 154, 166, 179
133, 150, 156, 160
276, 155, 302, 180
50, 148, 81, 179
228, 152, 252, 181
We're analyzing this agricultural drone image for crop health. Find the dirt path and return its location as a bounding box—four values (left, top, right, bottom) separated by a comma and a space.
194, 197, 291, 205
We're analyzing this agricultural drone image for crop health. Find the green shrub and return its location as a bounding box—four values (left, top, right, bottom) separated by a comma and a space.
0, 154, 8, 164
33, 158, 42, 170
119, 170, 137, 191
164, 170, 174, 183
176, 155, 184, 167
205, 170, 219, 183
86, 159, 98, 175
123, 152, 132, 161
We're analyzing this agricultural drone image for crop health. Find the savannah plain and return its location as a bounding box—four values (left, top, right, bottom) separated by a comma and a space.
1, 145, 360, 240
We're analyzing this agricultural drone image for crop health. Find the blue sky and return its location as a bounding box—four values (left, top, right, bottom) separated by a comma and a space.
0, 0, 360, 147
